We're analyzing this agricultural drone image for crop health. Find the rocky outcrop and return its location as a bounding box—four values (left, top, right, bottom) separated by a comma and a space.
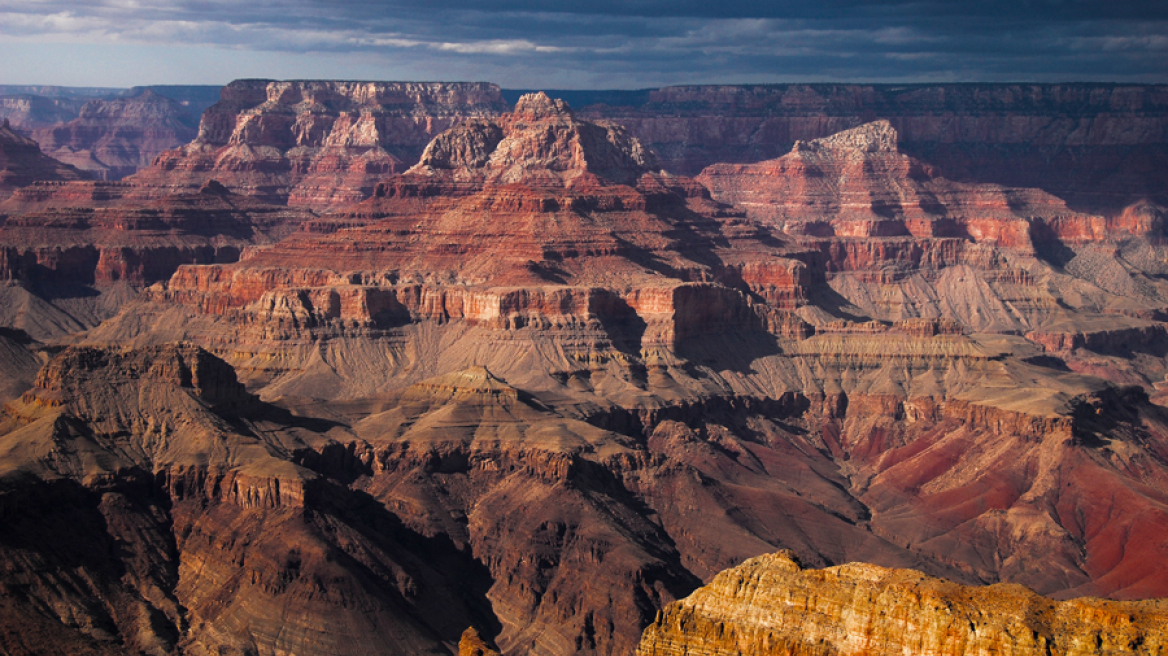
130, 80, 510, 209
698, 120, 1151, 249
459, 628, 501, 656
637, 551, 1168, 656
0, 119, 86, 200
404, 92, 657, 189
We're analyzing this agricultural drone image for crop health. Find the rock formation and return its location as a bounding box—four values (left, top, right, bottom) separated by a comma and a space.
129, 80, 511, 209
637, 551, 1168, 656
0, 94, 87, 130
697, 120, 1142, 247
0, 119, 86, 200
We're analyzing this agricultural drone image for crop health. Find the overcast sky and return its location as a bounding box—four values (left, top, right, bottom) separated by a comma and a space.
1, 0, 1166, 88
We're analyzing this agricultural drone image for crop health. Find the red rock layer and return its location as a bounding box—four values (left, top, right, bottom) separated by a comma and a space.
129, 80, 510, 210
697, 120, 1157, 250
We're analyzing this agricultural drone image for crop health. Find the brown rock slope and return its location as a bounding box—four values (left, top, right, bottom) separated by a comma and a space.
0, 118, 85, 200
637, 551, 1168, 656
129, 80, 510, 209
0, 345, 508, 655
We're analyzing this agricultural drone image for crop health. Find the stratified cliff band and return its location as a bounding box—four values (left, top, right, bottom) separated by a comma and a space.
638, 551, 1168, 656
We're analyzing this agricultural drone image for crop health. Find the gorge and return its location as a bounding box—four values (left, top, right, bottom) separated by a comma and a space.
0, 80, 1167, 655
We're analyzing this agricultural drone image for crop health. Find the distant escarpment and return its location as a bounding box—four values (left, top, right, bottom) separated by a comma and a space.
637, 551, 1168, 656
571, 83, 1168, 215
130, 80, 510, 209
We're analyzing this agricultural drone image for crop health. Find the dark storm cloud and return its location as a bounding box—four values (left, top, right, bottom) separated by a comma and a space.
1, 0, 1165, 86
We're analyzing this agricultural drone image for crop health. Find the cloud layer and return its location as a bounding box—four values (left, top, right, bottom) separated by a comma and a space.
1, 0, 1166, 87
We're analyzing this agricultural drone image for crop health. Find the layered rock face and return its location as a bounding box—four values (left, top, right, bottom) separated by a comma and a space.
0, 344, 486, 655
0, 180, 308, 287
697, 120, 1140, 247
0, 177, 311, 341
0, 119, 86, 200
130, 80, 510, 209
637, 551, 1168, 656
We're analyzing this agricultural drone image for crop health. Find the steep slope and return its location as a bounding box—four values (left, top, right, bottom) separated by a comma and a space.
637, 551, 1168, 656
129, 80, 510, 209
0, 119, 86, 200
0, 328, 43, 403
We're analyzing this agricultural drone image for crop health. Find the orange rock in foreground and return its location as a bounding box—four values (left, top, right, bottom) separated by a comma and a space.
638, 551, 1168, 656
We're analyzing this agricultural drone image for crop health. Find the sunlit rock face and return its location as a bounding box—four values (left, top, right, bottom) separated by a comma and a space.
638, 551, 1168, 656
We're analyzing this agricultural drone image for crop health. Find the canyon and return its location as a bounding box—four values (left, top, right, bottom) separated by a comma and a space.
0, 81, 1166, 654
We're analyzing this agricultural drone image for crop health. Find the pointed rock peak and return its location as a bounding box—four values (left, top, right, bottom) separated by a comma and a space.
796, 120, 899, 154
1, 118, 41, 148
459, 627, 502, 656
512, 92, 573, 121
200, 179, 231, 196
410, 366, 518, 396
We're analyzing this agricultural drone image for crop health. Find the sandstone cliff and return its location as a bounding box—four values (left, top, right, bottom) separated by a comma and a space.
637, 551, 1168, 655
